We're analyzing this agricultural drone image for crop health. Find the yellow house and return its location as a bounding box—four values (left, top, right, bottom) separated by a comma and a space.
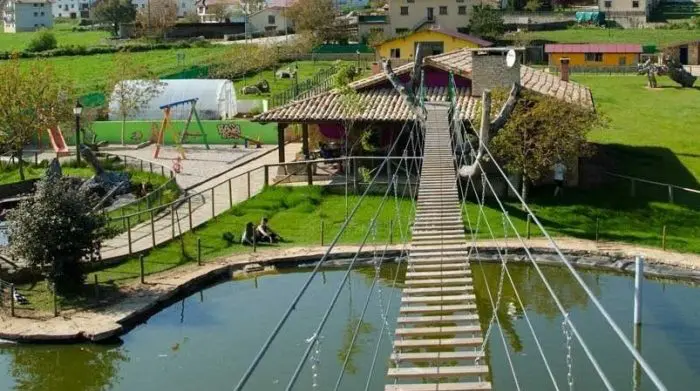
545, 43, 642, 67
375, 27, 492, 60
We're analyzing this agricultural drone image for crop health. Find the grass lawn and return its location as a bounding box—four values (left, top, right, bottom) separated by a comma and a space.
15, 184, 700, 312
508, 28, 700, 46
232, 60, 340, 100
21, 46, 230, 93
0, 22, 110, 52
573, 75, 700, 186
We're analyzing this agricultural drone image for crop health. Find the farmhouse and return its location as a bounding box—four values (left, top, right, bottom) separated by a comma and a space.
545, 43, 643, 68
374, 27, 492, 60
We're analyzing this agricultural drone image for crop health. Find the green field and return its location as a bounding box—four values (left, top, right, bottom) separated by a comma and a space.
0, 22, 110, 52
574, 75, 700, 186
232, 60, 340, 99
508, 28, 700, 45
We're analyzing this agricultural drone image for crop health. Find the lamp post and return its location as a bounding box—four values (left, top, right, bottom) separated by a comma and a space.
73, 100, 82, 165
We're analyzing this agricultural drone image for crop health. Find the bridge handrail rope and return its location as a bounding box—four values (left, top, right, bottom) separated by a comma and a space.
284, 121, 421, 390
334, 121, 424, 390
233, 119, 416, 391
457, 101, 668, 390
447, 74, 562, 390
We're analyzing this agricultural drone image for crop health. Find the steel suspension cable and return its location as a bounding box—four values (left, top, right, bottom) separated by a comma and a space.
233, 119, 415, 391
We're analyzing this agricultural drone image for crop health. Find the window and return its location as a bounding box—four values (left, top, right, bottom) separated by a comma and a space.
40, 11, 44, 15
604, 0, 611, 7
390, 48, 401, 58
632, 0, 639, 7
618, 56, 627, 65
268, 15, 275, 24
458, 5, 466, 14
33, 11, 38, 16
400, 6, 408, 15
395, 28, 409, 34
439, 6, 447, 14
71, 4, 74, 8
584, 52, 603, 62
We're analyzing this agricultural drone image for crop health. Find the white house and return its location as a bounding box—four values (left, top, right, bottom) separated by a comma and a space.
3, 0, 53, 33
195, 0, 248, 23
248, 5, 291, 35
52, 0, 90, 18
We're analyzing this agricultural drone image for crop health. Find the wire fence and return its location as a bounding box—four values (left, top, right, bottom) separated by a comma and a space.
269, 65, 340, 108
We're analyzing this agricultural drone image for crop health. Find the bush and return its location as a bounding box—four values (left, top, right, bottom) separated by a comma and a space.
26, 29, 58, 52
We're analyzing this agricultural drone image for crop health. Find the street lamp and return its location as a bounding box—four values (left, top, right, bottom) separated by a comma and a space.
73, 100, 82, 165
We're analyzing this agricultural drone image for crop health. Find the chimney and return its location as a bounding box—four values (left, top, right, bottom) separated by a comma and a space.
560, 57, 570, 82
470, 48, 521, 97
371, 61, 382, 75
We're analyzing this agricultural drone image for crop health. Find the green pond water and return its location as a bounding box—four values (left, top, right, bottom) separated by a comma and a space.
0, 262, 699, 391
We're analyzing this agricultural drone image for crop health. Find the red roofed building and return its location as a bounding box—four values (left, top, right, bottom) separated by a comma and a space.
545, 43, 643, 68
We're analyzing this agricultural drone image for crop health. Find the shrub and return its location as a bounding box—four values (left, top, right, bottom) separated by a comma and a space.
26, 29, 58, 52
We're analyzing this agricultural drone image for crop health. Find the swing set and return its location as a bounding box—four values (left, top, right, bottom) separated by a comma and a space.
153, 98, 210, 159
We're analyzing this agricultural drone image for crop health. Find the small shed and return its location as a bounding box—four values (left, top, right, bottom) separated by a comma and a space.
545, 43, 642, 67
663, 41, 700, 65
108, 79, 237, 121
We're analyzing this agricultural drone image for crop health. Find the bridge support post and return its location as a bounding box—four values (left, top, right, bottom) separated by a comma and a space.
634, 256, 643, 325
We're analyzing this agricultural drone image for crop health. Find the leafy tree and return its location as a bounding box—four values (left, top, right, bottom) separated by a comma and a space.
180, 11, 201, 23
490, 90, 602, 203
286, 0, 347, 42
107, 54, 163, 145
524, 0, 544, 12
94, 0, 137, 37
0, 59, 73, 180
468, 4, 505, 40
136, 0, 177, 38
7, 176, 115, 295
208, 3, 234, 22
25, 29, 57, 52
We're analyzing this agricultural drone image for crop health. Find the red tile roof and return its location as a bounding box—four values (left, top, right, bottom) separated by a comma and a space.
545, 43, 643, 54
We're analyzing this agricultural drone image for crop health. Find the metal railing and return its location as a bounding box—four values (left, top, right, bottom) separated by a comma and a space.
269, 65, 339, 108
605, 171, 700, 206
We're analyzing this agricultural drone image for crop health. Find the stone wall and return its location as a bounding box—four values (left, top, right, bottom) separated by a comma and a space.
471, 51, 521, 97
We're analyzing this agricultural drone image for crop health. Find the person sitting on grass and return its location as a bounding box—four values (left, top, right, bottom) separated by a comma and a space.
256, 217, 281, 243
241, 222, 255, 245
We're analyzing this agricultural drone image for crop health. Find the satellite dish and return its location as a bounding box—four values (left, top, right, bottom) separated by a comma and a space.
506, 49, 517, 68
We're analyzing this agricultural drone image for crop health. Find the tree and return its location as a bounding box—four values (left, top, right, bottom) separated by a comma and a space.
0, 58, 73, 180
136, 0, 177, 38
468, 4, 505, 40
93, 0, 137, 37
25, 29, 57, 52
524, 0, 543, 12
490, 90, 601, 203
286, 0, 345, 42
107, 54, 163, 145
7, 176, 115, 295
208, 3, 233, 22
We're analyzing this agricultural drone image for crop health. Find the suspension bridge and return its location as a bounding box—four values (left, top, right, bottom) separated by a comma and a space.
229, 49, 670, 390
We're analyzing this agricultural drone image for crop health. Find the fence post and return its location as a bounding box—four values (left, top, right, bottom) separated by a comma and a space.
149, 162, 153, 173
140, 159, 144, 172
264, 165, 269, 187
150, 211, 156, 248
668, 185, 674, 204
526, 214, 531, 240
634, 256, 643, 325
320, 220, 324, 246
161, 166, 165, 177
94, 274, 99, 301
34, 152, 38, 165
127, 216, 132, 255
10, 284, 14, 317
53, 287, 58, 317
197, 237, 202, 266
121, 208, 126, 230
188, 197, 193, 230
352, 157, 358, 192
228, 178, 233, 208
595, 217, 600, 242
630, 178, 636, 197
247, 171, 251, 199
253, 234, 257, 253
171, 204, 176, 239
306, 162, 313, 185
662, 225, 667, 250
211, 188, 215, 219
389, 219, 394, 245
140, 254, 145, 283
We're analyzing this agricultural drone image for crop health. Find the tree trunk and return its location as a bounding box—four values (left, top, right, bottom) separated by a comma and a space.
17, 149, 24, 181
113, 23, 119, 37
121, 117, 126, 145
520, 170, 529, 209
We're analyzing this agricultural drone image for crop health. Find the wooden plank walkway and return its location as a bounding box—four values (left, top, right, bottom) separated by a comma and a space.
386, 103, 491, 391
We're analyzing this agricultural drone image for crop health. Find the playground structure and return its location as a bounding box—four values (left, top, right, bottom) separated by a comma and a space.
217, 122, 262, 148
153, 98, 210, 159
46, 126, 70, 157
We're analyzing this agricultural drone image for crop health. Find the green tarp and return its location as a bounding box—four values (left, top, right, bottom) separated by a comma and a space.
576, 11, 605, 25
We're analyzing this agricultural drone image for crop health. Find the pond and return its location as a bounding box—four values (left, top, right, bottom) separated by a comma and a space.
0, 261, 698, 391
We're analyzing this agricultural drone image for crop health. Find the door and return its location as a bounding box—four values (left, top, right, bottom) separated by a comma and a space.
427, 7, 434, 20
416, 41, 444, 56
680, 46, 689, 65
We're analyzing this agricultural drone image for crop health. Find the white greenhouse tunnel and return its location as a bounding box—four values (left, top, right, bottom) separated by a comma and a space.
108, 79, 238, 121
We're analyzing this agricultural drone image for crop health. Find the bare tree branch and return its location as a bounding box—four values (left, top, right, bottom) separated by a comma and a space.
382, 58, 425, 121
489, 83, 520, 134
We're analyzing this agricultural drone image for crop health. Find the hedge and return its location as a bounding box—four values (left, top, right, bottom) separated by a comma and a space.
0, 40, 211, 60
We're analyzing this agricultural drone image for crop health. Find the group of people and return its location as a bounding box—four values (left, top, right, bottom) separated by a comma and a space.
241, 217, 281, 245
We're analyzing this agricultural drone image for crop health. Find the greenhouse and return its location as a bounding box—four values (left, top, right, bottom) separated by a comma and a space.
108, 79, 237, 121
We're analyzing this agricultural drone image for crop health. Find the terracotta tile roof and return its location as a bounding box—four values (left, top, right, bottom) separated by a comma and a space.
256, 87, 478, 123
255, 48, 594, 123
545, 43, 642, 54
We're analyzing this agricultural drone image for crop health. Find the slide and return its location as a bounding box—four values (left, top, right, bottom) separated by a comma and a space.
47, 126, 70, 156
